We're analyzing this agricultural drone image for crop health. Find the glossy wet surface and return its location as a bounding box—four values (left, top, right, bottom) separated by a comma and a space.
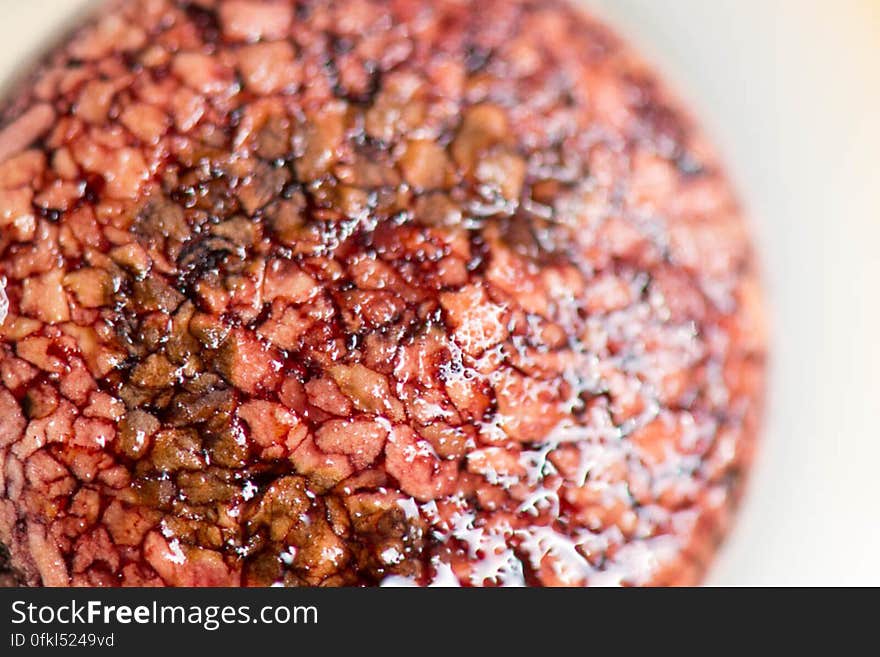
0, 0, 765, 586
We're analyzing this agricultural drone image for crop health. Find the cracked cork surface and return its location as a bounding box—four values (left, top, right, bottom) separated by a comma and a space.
0, 0, 765, 587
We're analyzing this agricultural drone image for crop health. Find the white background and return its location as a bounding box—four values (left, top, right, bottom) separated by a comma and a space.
1, 0, 879, 585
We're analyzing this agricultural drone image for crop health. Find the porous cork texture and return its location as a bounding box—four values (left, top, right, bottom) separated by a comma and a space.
0, 0, 765, 587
